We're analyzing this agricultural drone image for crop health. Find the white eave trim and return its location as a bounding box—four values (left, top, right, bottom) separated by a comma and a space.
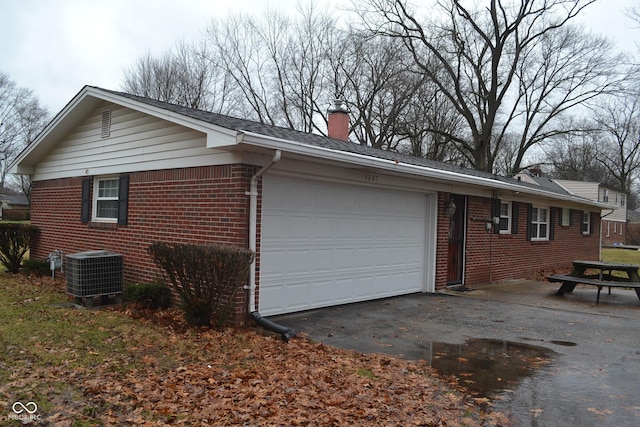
9, 86, 239, 173
7, 85, 608, 212
237, 130, 606, 209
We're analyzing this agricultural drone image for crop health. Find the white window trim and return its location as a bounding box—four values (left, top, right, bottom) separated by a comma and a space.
561, 208, 570, 227
499, 201, 511, 234
582, 211, 591, 235
531, 206, 549, 241
92, 175, 119, 223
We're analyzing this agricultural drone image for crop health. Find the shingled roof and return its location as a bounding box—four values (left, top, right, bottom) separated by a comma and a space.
101, 87, 566, 197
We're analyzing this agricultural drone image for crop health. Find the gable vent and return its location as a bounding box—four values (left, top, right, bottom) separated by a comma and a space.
101, 109, 111, 138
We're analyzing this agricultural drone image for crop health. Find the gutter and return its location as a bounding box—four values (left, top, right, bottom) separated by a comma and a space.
244, 147, 295, 341
236, 131, 607, 210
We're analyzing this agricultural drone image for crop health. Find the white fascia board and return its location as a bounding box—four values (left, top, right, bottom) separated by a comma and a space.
8, 88, 93, 174
238, 130, 606, 210
9, 87, 238, 174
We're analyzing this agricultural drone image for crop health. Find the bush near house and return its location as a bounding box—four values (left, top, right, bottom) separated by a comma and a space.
147, 242, 254, 327
124, 281, 172, 309
21, 258, 51, 277
0, 223, 39, 273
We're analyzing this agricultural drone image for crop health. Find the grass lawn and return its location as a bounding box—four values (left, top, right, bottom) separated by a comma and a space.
0, 274, 505, 426
601, 247, 640, 265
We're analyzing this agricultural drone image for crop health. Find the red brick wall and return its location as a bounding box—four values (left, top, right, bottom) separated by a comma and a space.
435, 193, 600, 288
601, 219, 625, 246
31, 171, 601, 320
30, 164, 256, 323
627, 223, 640, 246
434, 193, 452, 288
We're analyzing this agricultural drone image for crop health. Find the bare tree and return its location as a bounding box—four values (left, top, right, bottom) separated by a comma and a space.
592, 90, 640, 194
281, 2, 337, 134
358, 0, 625, 172
543, 121, 610, 183
122, 39, 237, 114
505, 25, 625, 173
0, 72, 49, 190
205, 4, 338, 131
332, 34, 420, 149
122, 51, 179, 102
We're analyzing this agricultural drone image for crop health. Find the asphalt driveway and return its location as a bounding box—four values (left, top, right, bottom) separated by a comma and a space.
271, 280, 640, 427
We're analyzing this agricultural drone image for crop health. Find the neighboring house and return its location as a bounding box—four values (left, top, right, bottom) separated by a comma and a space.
626, 210, 640, 246
0, 190, 29, 220
515, 171, 625, 247
553, 180, 627, 247
9, 86, 605, 323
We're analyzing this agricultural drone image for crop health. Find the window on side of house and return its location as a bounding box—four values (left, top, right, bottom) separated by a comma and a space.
581, 211, 591, 235
621, 194, 626, 207
561, 208, 570, 226
82, 174, 129, 225
93, 176, 119, 222
531, 206, 549, 240
499, 201, 511, 234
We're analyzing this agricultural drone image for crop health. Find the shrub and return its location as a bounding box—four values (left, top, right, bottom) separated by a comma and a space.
0, 223, 40, 273
147, 242, 254, 327
21, 259, 51, 277
125, 281, 172, 309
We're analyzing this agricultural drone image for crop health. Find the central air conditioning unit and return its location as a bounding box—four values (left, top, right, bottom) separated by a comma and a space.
66, 250, 123, 305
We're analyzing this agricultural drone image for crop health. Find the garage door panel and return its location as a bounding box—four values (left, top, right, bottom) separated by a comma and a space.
260, 175, 429, 316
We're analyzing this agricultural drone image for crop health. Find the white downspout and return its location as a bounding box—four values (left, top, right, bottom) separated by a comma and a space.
246, 149, 281, 313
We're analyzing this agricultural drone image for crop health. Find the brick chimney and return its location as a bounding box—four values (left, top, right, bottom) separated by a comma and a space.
529, 166, 542, 177
327, 99, 349, 141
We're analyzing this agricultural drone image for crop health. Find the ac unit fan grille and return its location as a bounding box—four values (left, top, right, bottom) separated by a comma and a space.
66, 251, 123, 297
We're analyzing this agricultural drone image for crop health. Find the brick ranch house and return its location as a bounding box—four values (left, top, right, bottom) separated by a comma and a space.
9, 86, 607, 323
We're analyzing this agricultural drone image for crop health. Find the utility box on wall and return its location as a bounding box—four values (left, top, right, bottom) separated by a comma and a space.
66, 251, 123, 301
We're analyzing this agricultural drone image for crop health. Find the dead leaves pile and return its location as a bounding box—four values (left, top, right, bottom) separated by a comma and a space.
1, 277, 509, 425
51, 330, 507, 426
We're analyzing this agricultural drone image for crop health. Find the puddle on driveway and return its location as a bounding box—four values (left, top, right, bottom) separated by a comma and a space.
410, 338, 557, 397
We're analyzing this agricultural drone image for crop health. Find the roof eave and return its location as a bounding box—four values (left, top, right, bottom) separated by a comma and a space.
9, 86, 238, 174
238, 130, 604, 209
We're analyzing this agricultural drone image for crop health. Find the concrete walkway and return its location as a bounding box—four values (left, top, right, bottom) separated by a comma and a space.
444, 279, 640, 319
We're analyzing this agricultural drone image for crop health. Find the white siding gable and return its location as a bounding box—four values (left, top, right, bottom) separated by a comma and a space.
32, 103, 240, 181
554, 180, 599, 200
556, 179, 626, 222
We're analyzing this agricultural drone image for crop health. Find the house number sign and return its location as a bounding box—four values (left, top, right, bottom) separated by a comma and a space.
364, 173, 380, 182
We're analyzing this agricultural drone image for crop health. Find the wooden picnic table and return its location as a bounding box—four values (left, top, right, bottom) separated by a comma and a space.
548, 260, 640, 304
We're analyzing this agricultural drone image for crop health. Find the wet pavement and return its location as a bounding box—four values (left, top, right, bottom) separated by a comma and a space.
271, 280, 640, 426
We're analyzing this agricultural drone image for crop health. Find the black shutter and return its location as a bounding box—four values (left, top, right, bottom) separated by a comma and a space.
118, 174, 130, 226
492, 198, 501, 234
81, 177, 91, 223
569, 209, 574, 227
558, 208, 563, 226
526, 203, 533, 241
511, 202, 519, 234
549, 207, 556, 241
590, 212, 598, 236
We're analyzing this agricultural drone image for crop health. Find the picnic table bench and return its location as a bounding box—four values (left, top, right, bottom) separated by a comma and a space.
548, 260, 640, 305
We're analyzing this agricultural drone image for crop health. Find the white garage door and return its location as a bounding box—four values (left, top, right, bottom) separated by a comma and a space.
259, 174, 428, 316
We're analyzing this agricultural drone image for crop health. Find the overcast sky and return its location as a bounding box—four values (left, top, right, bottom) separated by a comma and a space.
1, 0, 637, 115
